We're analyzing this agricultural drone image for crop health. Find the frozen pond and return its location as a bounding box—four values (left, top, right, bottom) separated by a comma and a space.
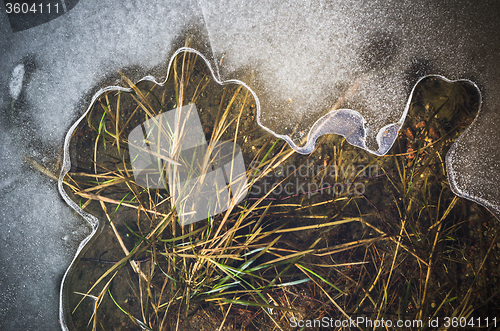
0, 0, 499, 329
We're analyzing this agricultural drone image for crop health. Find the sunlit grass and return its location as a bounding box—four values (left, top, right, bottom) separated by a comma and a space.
44, 44, 499, 331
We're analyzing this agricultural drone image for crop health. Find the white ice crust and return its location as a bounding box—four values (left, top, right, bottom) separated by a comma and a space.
8, 64, 24, 100
0, 0, 499, 330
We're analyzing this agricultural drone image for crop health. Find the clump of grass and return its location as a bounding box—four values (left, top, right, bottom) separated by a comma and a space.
61, 49, 370, 330
58, 46, 499, 331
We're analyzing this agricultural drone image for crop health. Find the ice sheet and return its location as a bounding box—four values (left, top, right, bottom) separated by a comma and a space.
198, 0, 500, 217
1, 0, 500, 329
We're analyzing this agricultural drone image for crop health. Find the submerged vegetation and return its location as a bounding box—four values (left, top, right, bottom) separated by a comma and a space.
57, 47, 499, 331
